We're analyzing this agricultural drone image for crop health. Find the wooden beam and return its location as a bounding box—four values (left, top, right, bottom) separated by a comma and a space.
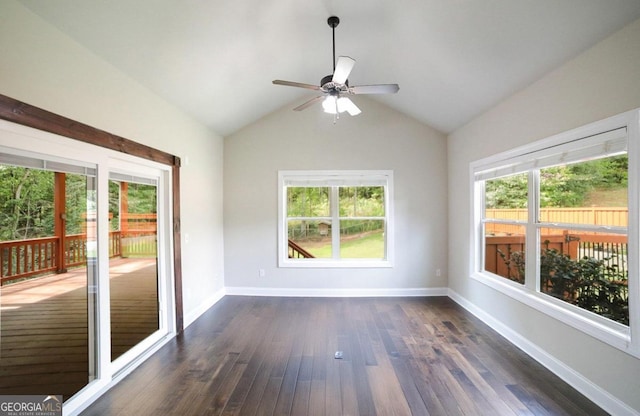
54, 172, 67, 273
172, 162, 183, 333
0, 94, 176, 166
120, 182, 129, 236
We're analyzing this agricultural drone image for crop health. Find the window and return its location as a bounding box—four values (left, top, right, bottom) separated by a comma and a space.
482, 172, 528, 284
278, 170, 393, 267
471, 109, 640, 357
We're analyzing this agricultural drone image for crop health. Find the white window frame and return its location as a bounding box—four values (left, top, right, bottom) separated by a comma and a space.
470, 109, 640, 358
278, 170, 394, 268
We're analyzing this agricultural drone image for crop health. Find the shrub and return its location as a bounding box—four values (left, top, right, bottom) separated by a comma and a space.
499, 243, 629, 325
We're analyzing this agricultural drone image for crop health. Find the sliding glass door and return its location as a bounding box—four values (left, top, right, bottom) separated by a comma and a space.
0, 124, 175, 408
0, 156, 98, 401
108, 176, 160, 362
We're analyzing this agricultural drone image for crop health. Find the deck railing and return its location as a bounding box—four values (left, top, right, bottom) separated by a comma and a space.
0, 237, 59, 284
288, 239, 315, 259
0, 231, 149, 285
485, 232, 628, 279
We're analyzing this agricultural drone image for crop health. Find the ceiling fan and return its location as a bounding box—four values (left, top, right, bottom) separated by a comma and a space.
273, 16, 399, 118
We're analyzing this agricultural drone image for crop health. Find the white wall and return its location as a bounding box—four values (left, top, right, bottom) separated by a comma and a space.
0, 1, 225, 325
448, 18, 640, 413
224, 97, 448, 294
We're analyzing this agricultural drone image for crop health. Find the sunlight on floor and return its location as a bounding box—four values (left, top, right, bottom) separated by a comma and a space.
0, 258, 155, 306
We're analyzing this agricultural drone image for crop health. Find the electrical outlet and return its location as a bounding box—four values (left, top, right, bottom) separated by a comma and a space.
258, 269, 265, 277
436, 269, 441, 277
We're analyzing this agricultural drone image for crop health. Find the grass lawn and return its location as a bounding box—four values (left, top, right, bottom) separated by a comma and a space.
308, 230, 384, 259
584, 187, 627, 206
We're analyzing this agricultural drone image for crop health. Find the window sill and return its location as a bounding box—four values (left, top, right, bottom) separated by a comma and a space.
279, 259, 393, 268
470, 270, 636, 358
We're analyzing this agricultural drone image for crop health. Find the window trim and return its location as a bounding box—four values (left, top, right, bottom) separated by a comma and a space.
278, 170, 394, 268
470, 109, 640, 358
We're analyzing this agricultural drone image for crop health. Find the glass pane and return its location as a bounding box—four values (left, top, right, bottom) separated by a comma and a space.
539, 228, 628, 326
110, 180, 159, 361
287, 219, 332, 258
109, 180, 121, 232
484, 173, 528, 221
287, 187, 329, 217
539, 154, 628, 227
0, 166, 97, 401
339, 186, 385, 217
483, 224, 525, 284
339, 219, 385, 259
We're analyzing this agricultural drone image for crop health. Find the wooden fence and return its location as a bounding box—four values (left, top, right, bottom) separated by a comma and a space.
485, 207, 627, 235
485, 231, 627, 280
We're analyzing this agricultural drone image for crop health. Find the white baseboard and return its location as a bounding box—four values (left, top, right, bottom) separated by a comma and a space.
224, 286, 448, 298
182, 286, 446, 331
447, 289, 639, 416
183, 287, 226, 329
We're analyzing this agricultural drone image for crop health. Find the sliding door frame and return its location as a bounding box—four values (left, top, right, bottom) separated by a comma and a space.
0, 93, 184, 332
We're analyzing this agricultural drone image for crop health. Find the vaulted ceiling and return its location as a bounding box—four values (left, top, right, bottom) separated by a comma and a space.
18, 0, 640, 137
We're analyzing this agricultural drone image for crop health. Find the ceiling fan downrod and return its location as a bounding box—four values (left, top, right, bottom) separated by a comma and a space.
328, 16, 340, 73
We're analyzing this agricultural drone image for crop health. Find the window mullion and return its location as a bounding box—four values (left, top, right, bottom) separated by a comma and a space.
526, 170, 539, 292
477, 180, 486, 274
331, 186, 340, 259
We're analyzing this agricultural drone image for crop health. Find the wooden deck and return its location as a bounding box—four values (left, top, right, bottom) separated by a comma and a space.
80, 296, 606, 416
0, 257, 158, 400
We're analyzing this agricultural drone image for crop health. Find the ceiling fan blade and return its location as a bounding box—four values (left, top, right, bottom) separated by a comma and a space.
293, 95, 325, 111
350, 84, 400, 95
273, 80, 322, 91
339, 97, 361, 116
332, 56, 355, 84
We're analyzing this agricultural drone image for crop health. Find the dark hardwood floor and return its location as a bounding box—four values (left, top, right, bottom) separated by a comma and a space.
80, 296, 607, 416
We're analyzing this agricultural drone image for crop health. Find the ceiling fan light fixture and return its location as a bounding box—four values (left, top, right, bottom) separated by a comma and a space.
322, 96, 338, 114
322, 96, 361, 116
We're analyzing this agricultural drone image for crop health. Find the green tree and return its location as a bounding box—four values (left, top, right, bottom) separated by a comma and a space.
126, 183, 157, 213
485, 173, 527, 209
0, 166, 54, 240
65, 173, 89, 235
487, 154, 628, 209
539, 166, 591, 207
287, 187, 329, 217
339, 186, 384, 217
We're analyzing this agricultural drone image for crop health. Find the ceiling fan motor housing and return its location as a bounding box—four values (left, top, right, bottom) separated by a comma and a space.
321, 74, 349, 92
